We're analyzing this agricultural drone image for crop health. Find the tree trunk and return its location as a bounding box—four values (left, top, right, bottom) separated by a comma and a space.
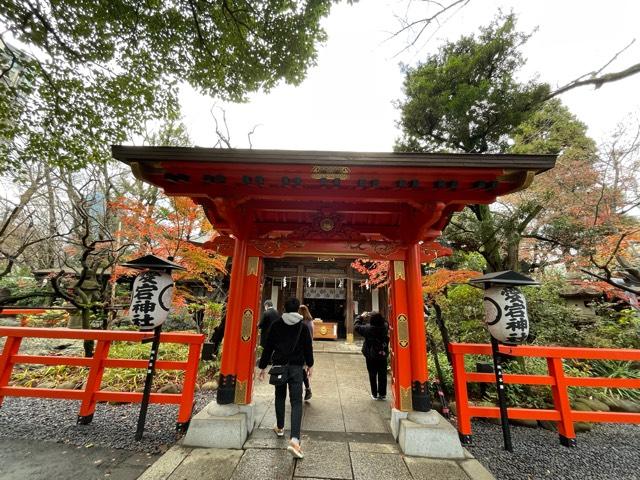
44, 168, 57, 269
81, 308, 94, 357
474, 204, 505, 272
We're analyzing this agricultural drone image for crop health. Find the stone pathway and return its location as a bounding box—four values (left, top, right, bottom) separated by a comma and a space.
139, 345, 494, 480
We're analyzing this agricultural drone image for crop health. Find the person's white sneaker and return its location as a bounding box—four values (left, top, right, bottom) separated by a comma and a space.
273, 425, 285, 437
370, 394, 377, 400
287, 439, 304, 459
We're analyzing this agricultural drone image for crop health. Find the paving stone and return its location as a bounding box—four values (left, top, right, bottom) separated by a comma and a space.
403, 457, 470, 480
230, 448, 296, 480
459, 459, 495, 480
302, 399, 346, 432
342, 403, 389, 434
137, 445, 192, 480
294, 440, 352, 479
350, 451, 412, 480
243, 428, 288, 449
349, 442, 400, 454
168, 448, 243, 480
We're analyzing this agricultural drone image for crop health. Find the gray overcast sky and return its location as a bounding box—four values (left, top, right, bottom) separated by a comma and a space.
179, 0, 640, 152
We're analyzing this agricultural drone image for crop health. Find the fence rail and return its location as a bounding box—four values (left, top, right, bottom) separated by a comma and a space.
448, 342, 640, 447
0, 327, 204, 430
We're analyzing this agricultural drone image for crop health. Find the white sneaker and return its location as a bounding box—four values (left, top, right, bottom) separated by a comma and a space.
273, 425, 284, 437
370, 394, 377, 400
287, 439, 304, 459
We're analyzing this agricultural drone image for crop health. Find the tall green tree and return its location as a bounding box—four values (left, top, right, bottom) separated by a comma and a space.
395, 13, 549, 154
0, 1, 338, 172
396, 13, 554, 271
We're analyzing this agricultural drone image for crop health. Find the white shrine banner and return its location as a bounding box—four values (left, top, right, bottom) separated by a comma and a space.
483, 286, 529, 344
129, 270, 174, 330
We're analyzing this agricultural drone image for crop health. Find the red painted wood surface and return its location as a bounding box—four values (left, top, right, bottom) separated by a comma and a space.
0, 309, 51, 316
389, 261, 412, 411
448, 342, 640, 441
0, 327, 204, 425
406, 243, 429, 392
219, 238, 248, 382
235, 256, 263, 404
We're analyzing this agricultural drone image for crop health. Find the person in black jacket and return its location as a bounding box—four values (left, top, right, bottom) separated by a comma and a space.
258, 300, 280, 348
258, 297, 313, 459
354, 311, 389, 400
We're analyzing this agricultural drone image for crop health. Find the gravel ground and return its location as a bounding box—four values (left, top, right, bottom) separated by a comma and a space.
0, 391, 216, 454
467, 419, 640, 480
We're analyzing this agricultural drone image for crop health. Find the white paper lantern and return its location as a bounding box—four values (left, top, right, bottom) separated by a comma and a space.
129, 270, 174, 330
483, 286, 529, 344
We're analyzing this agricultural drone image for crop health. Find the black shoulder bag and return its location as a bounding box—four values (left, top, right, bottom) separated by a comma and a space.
268, 322, 304, 386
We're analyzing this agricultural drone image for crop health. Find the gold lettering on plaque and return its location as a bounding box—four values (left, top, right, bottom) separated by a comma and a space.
240, 308, 253, 342
235, 380, 247, 404
311, 166, 351, 180
246, 257, 259, 276
399, 386, 413, 411
397, 314, 409, 348
393, 261, 405, 281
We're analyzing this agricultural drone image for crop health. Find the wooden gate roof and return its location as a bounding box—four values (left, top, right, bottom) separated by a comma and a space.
113, 146, 555, 258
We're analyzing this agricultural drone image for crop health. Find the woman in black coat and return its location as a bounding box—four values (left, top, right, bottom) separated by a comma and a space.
354, 311, 389, 400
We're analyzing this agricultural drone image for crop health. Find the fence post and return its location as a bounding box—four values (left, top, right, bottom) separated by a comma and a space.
0, 336, 23, 407
451, 348, 473, 444
176, 342, 202, 431
77, 340, 111, 424
547, 357, 576, 447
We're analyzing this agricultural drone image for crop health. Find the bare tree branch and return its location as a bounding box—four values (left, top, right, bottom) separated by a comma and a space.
547, 39, 640, 99
580, 268, 640, 296
391, 0, 471, 55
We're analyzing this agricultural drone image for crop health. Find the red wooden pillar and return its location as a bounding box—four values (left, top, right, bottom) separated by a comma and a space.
406, 243, 431, 411
233, 255, 264, 404
217, 237, 248, 404
389, 260, 413, 412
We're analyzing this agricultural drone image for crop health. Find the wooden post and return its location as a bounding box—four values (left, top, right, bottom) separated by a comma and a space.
217, 238, 248, 404
406, 243, 430, 411
234, 256, 263, 404
491, 337, 513, 452
0, 336, 23, 407
451, 349, 472, 444
135, 325, 162, 441
295, 264, 304, 302
548, 357, 577, 447
389, 260, 412, 411
176, 342, 203, 430
77, 339, 111, 424
346, 276, 354, 343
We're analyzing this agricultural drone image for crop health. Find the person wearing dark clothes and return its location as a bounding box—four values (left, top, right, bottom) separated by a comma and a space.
354, 311, 389, 400
258, 300, 280, 348
258, 297, 314, 459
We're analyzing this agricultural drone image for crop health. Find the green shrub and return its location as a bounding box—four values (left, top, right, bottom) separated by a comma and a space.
437, 284, 485, 344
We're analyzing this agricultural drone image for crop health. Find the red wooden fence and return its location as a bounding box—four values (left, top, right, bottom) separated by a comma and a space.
449, 342, 640, 446
0, 327, 204, 430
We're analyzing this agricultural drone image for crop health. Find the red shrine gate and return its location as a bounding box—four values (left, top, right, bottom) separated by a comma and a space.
114, 147, 555, 413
